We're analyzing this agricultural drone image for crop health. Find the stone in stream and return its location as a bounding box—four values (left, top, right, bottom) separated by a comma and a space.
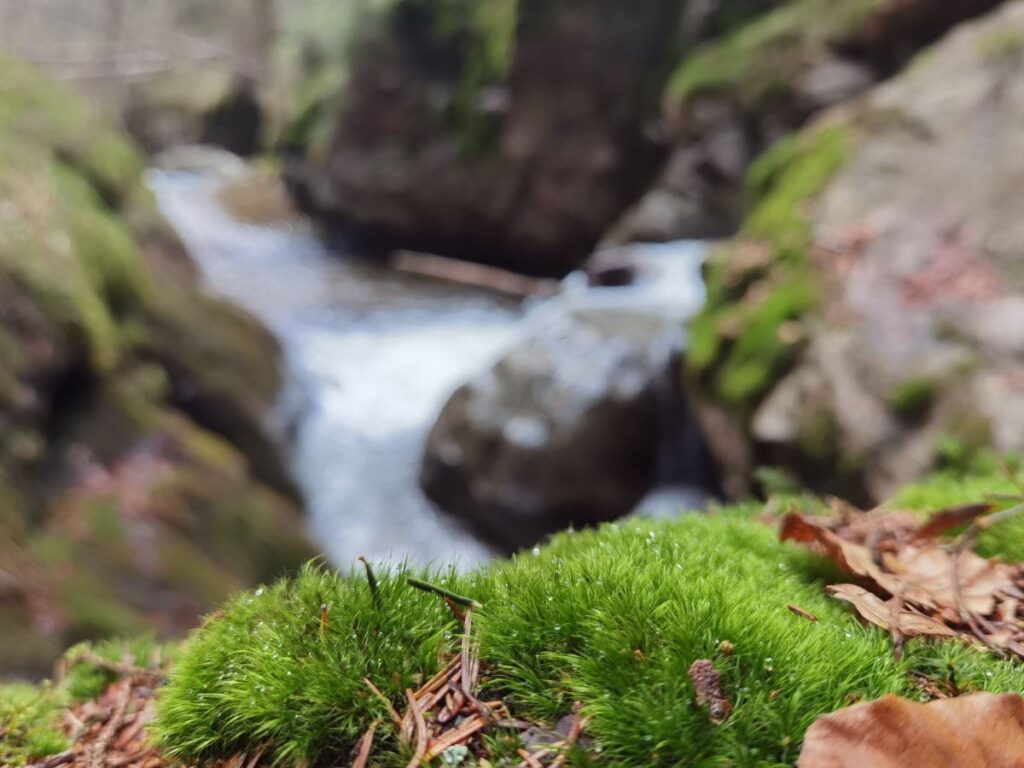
421, 276, 711, 551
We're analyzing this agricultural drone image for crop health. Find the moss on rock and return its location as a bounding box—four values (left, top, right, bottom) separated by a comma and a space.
688, 123, 853, 414
155, 504, 1024, 767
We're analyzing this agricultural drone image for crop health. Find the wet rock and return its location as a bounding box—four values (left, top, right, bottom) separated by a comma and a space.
285, 0, 685, 277
421, 245, 711, 550
690, 1, 1024, 501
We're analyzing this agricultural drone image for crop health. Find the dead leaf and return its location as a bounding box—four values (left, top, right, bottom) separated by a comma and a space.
798, 693, 1024, 767
915, 503, 993, 540
825, 585, 958, 639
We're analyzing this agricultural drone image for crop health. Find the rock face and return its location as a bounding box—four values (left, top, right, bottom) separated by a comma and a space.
285, 0, 684, 277
689, 0, 1024, 502
609, 0, 1004, 245
123, 66, 263, 156
0, 56, 311, 676
421, 256, 711, 551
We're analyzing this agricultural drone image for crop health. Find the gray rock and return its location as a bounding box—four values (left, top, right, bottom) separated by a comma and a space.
420, 303, 691, 550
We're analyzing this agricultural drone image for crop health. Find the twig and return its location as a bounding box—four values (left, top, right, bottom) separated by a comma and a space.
422, 714, 487, 761
460, 609, 474, 697
89, 680, 132, 768
65, 650, 160, 681
352, 720, 379, 768
28, 750, 75, 768
363, 679, 402, 728
951, 501, 1024, 554
786, 604, 818, 622
357, 557, 381, 610
516, 748, 545, 768
405, 690, 428, 768
549, 703, 587, 768
407, 578, 481, 609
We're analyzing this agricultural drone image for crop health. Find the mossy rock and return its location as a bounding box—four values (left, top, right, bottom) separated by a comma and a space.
156, 502, 1024, 767
688, 123, 854, 415
0, 55, 311, 675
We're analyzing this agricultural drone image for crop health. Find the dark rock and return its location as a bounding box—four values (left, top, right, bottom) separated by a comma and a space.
421, 301, 694, 551
286, 0, 685, 277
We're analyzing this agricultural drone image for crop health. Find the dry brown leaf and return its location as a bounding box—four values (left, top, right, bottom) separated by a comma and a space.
780, 514, 904, 595
798, 693, 1024, 767
881, 546, 1012, 616
915, 503, 993, 539
825, 585, 958, 639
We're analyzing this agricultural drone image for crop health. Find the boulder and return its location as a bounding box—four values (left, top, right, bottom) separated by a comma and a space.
123, 66, 263, 157
285, 0, 685, 277
421, 246, 710, 550
688, 1, 1024, 501
0, 56, 311, 676
609, 0, 1003, 245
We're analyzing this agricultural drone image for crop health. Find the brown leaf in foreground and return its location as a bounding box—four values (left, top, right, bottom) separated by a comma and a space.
798, 693, 1024, 767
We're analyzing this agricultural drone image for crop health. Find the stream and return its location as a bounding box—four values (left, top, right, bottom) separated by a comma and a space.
150, 169, 708, 568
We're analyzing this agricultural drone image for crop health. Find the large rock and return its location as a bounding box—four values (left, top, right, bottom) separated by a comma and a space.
421, 248, 710, 551
609, 0, 1004, 245
0, 56, 311, 676
285, 0, 685, 277
123, 66, 263, 156
688, 1, 1024, 502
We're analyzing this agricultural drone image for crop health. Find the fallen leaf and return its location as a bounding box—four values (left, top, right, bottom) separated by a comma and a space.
798, 693, 1024, 767
825, 585, 958, 639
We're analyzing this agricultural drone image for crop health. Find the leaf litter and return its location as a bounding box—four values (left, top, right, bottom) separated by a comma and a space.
782, 496, 1024, 765
780, 499, 1024, 658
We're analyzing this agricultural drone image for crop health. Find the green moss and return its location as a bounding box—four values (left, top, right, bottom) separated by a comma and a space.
887, 377, 936, 420
688, 124, 852, 414
666, 0, 882, 110
156, 512, 1024, 767
0, 684, 68, 766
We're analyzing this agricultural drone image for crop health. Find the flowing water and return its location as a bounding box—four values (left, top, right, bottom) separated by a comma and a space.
150, 169, 707, 568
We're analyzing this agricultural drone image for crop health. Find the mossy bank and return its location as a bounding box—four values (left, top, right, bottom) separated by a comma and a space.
0, 54, 313, 676
152, 503, 1023, 765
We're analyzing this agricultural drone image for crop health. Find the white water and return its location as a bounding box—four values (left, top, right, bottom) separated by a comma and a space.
150, 170, 707, 568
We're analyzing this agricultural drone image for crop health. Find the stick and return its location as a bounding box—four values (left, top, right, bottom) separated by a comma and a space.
422, 715, 486, 762
352, 720, 379, 768
363, 679, 402, 728
549, 703, 587, 768
405, 691, 428, 768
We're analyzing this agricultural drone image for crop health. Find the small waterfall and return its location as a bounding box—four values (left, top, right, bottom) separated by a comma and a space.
150, 168, 713, 565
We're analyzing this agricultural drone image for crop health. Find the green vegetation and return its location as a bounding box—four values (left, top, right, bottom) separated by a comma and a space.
886, 377, 936, 420
0, 684, 67, 766
688, 124, 852, 412
666, 0, 882, 111
157, 509, 1024, 767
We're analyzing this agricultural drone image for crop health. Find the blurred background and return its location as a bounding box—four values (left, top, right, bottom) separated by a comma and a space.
2, 0, 1022, 678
